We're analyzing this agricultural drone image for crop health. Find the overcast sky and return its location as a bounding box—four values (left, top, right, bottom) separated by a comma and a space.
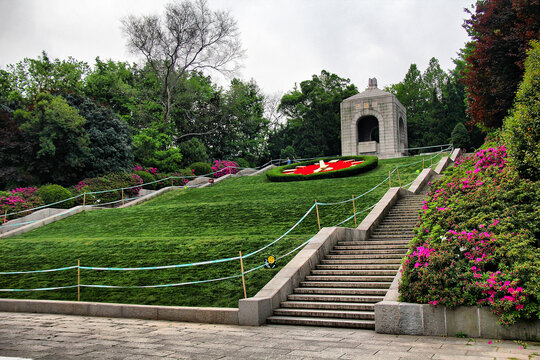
0, 0, 473, 94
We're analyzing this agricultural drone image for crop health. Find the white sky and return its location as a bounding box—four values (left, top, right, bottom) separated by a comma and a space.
0, 0, 472, 94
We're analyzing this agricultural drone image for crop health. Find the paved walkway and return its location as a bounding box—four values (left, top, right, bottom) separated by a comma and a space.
0, 312, 538, 360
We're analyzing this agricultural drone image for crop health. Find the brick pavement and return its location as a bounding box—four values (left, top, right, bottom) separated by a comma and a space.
0, 312, 538, 359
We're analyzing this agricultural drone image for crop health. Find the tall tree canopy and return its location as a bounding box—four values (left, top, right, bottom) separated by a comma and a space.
462, 0, 539, 129
122, 0, 244, 126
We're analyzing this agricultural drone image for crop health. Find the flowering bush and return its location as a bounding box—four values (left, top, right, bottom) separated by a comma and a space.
132, 164, 158, 175
0, 187, 43, 220
400, 143, 540, 325
211, 160, 239, 178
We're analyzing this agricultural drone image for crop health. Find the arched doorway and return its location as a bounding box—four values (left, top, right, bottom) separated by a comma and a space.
357, 115, 379, 142
399, 117, 406, 151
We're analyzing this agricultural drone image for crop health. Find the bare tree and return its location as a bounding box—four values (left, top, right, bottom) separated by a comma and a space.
122, 0, 244, 124
263, 91, 285, 131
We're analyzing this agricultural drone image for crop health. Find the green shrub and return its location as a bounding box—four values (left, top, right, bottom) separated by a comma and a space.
189, 162, 212, 176
134, 170, 157, 190
451, 123, 471, 150
38, 184, 74, 209
234, 157, 251, 169
178, 138, 209, 167
266, 156, 378, 182
503, 40, 540, 181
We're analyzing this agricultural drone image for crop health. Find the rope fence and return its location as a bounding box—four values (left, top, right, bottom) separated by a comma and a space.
0, 147, 452, 294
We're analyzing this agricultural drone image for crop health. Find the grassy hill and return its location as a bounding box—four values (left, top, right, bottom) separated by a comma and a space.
0, 154, 444, 307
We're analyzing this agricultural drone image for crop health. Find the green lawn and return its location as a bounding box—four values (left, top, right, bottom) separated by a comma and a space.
0, 154, 444, 307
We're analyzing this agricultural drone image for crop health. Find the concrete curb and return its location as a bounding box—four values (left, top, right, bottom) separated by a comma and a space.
238, 227, 362, 325
0, 299, 238, 325
251, 164, 276, 176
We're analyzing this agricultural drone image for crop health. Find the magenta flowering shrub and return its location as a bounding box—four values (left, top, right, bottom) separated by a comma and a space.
0, 187, 43, 220
211, 160, 239, 178
400, 143, 540, 325
132, 164, 158, 175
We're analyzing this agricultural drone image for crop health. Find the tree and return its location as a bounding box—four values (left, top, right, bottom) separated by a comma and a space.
178, 137, 208, 166
8, 51, 89, 99
14, 93, 90, 185
451, 123, 471, 150
64, 94, 134, 178
122, 0, 244, 126
462, 0, 540, 129
276, 70, 358, 157
504, 40, 540, 181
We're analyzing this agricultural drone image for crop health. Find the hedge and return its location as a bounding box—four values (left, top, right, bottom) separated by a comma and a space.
266, 156, 378, 182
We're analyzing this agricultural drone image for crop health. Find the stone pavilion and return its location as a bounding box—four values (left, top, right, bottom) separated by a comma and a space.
340, 78, 408, 159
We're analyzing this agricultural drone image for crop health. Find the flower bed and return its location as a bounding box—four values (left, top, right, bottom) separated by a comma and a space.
266, 156, 378, 182
399, 143, 540, 325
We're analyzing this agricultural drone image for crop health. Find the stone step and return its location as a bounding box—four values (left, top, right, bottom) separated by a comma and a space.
333, 245, 409, 250
266, 316, 375, 329
329, 250, 406, 256
337, 240, 410, 246
287, 293, 384, 303
316, 264, 400, 270
305, 275, 394, 282
378, 219, 418, 224
294, 287, 387, 296
368, 234, 414, 239
325, 254, 404, 260
273, 308, 375, 320
321, 258, 402, 265
330, 249, 407, 255
310, 269, 397, 276
300, 281, 391, 289
374, 226, 414, 232
280, 301, 374, 311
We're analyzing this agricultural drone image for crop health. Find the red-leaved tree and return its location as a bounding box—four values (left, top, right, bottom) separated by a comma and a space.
462, 0, 539, 129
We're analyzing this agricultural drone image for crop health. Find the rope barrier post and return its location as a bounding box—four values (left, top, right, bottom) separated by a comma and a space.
431, 156, 433, 167
423, 157, 425, 169
315, 200, 321, 230
83, 192, 86, 207
121, 188, 124, 206
239, 251, 247, 299
172, 178, 174, 187
389, 171, 392, 188
77, 260, 81, 301
352, 195, 357, 227
397, 167, 402, 187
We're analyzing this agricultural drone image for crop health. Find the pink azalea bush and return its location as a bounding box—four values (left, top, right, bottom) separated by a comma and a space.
400, 142, 540, 325
0, 187, 43, 220
211, 160, 239, 178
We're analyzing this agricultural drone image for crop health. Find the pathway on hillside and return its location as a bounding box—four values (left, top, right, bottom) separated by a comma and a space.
266, 181, 440, 328
0, 312, 537, 360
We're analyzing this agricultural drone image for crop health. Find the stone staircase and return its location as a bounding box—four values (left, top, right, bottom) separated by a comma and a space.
267, 194, 426, 328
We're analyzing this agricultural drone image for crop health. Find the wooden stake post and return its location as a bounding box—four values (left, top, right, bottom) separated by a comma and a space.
83, 192, 86, 207
352, 195, 357, 227
315, 200, 321, 230
397, 168, 402, 187
2, 210, 7, 234
389, 171, 392, 188
121, 188, 124, 206
239, 251, 247, 299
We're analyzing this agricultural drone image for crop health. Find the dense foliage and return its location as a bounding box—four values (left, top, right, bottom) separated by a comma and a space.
268, 70, 358, 158
503, 40, 540, 182
37, 185, 74, 209
386, 58, 483, 150
462, 0, 539, 129
400, 144, 540, 325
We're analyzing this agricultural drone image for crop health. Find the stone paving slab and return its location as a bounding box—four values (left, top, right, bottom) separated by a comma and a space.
0, 312, 538, 360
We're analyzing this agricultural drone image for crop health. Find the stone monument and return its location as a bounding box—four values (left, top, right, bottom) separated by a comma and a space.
341, 78, 408, 159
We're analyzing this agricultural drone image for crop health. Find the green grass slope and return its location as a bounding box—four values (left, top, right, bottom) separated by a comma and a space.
0, 154, 445, 307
